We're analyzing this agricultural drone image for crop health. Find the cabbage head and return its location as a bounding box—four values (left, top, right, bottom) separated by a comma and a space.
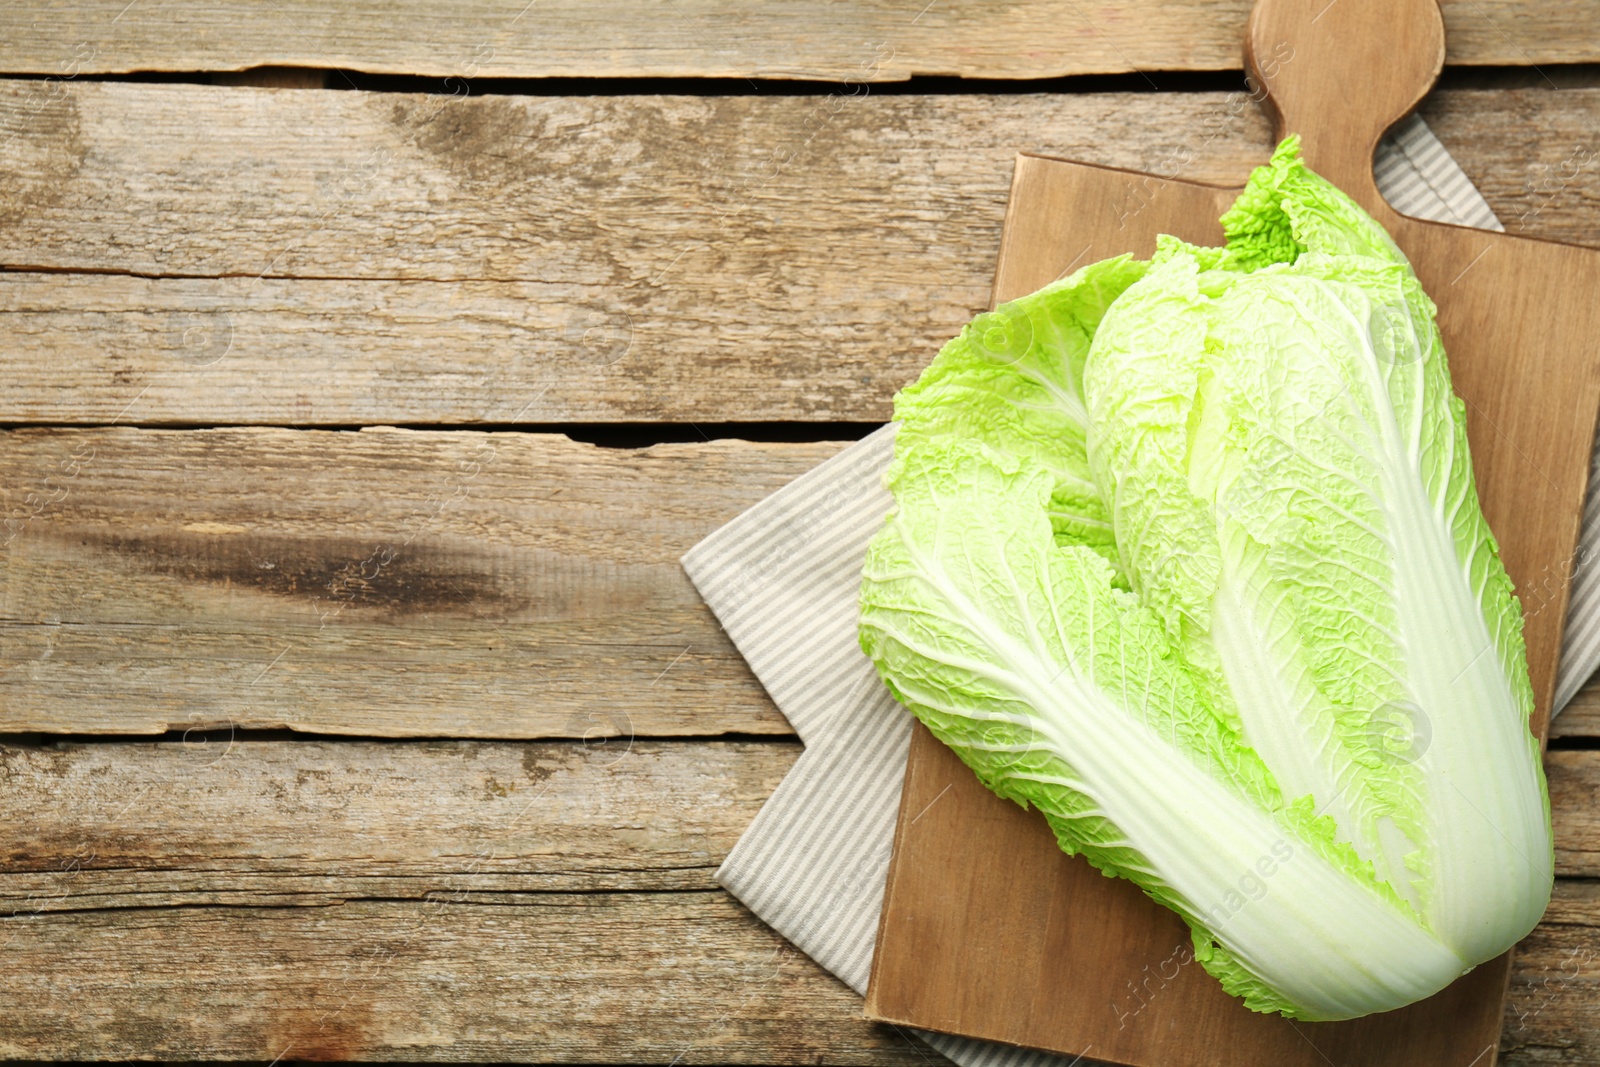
858, 137, 1553, 1021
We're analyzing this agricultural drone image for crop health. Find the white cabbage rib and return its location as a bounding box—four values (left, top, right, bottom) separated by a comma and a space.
1197, 266, 1551, 963
1281, 267, 1551, 960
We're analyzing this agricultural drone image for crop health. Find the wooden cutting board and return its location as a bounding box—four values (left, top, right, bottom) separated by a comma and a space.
863, 1, 1600, 1064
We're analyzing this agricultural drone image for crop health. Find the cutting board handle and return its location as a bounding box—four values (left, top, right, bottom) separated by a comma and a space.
1245, 0, 1445, 223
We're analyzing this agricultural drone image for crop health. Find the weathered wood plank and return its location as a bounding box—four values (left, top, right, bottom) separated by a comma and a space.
0, 82, 1254, 426
0, 739, 798, 908
0, 893, 936, 1063
1553, 676, 1600, 739
1551, 751, 1600, 878
0, 1, 1594, 81
1502, 880, 1600, 1066
2, 84, 1598, 424
0, 737, 1596, 1061
0, 427, 846, 737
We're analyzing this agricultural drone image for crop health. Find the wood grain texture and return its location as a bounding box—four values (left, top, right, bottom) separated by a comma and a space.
1502, 881, 1600, 1067
1248, 0, 1444, 188
1550, 751, 1600, 879
0, 736, 1595, 1062
0, 738, 797, 907
0, 0, 1595, 80
2, 82, 1598, 425
0, 427, 847, 737
0, 894, 932, 1063
1554, 678, 1600, 737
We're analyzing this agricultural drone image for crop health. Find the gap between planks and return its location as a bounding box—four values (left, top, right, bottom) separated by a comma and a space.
1, 0, 1598, 80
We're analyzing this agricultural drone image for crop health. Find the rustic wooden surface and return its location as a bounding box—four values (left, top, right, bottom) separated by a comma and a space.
0, 428, 848, 737
1555, 688, 1600, 738
2, 0, 1599, 1062
3, 83, 1600, 424
2, 0, 1598, 80
0, 742, 921, 1063
0, 737, 1596, 1061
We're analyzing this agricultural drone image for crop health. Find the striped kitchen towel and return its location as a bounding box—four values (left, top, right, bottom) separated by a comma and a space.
682, 114, 1595, 1067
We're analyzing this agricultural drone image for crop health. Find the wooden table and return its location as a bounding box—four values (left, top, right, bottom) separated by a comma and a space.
1, 3, 1597, 1062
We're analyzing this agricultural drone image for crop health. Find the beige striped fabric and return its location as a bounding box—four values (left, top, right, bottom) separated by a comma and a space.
682, 115, 1594, 1067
